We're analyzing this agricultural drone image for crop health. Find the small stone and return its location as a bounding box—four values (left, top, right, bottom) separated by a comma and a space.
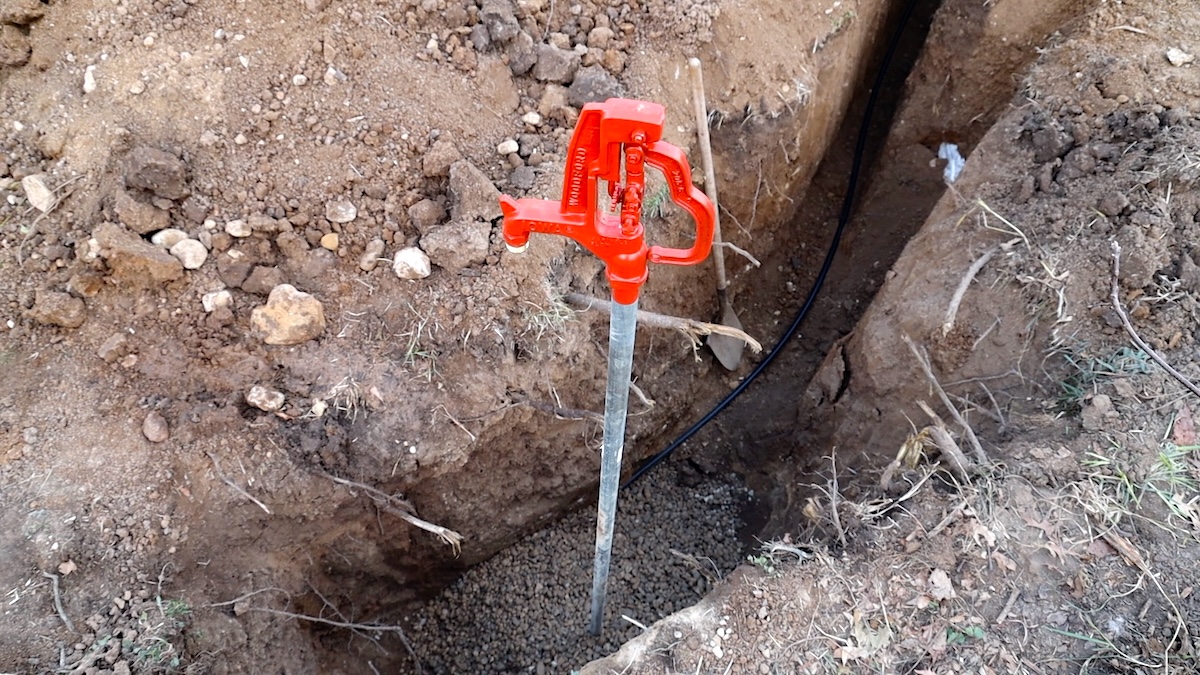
303, 0, 331, 11
0, 0, 46, 25
224, 219, 252, 237
505, 31, 537, 76
392, 246, 432, 280
323, 65, 347, 86
319, 232, 339, 251
21, 174, 55, 213
567, 65, 623, 107
450, 160, 502, 222
169, 239, 208, 270
423, 139, 462, 177
246, 385, 285, 412
510, 166, 536, 190
125, 147, 190, 201
1098, 192, 1129, 217
241, 266, 287, 296
112, 661, 132, 675
202, 290, 232, 312
521, 111, 542, 126
251, 284, 326, 345
421, 220, 490, 272
248, 213, 282, 233
1081, 394, 1112, 431
469, 24, 490, 52
97, 333, 129, 363
114, 189, 170, 234
150, 228, 189, 248
359, 239, 386, 271
408, 199, 447, 233
25, 290, 86, 329
129, 80, 146, 95
532, 44, 581, 83
587, 26, 614, 49
93, 222, 183, 284
537, 84, 568, 117
0, 24, 30, 67
1166, 48, 1195, 67
83, 65, 97, 94
142, 411, 169, 443
325, 199, 357, 223
480, 0, 520, 43
292, 73, 308, 86
234, 133, 248, 145
497, 138, 519, 155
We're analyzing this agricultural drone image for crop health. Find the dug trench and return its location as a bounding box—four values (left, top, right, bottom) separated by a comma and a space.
0, 0, 1114, 671
329, 0, 1105, 670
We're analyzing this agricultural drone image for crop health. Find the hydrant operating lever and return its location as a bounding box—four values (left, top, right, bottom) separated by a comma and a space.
500, 98, 716, 637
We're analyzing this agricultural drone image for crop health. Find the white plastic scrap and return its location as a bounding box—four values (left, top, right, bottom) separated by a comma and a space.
938, 142, 965, 183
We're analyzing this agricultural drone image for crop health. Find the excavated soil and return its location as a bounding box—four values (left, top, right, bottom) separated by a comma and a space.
2, 0, 1200, 672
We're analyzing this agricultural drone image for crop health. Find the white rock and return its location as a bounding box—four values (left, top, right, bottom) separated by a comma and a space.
325, 199, 357, 223
170, 239, 209, 269
497, 138, 520, 155
293, 74, 308, 86
234, 133, 248, 145
83, 65, 97, 94
1167, 47, 1195, 67
393, 246, 432, 280
521, 111, 542, 126
324, 65, 346, 85
202, 289, 232, 313
151, 228, 189, 248
246, 385, 285, 412
225, 219, 252, 237
129, 80, 146, 95
21, 175, 56, 213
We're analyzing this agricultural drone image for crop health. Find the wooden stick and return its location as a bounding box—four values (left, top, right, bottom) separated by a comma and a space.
688, 57, 729, 292
564, 292, 762, 352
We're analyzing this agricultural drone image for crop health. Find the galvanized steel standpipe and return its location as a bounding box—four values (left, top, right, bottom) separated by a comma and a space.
587, 298, 638, 634
499, 98, 715, 636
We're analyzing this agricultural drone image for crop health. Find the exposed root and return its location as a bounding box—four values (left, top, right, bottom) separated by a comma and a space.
902, 334, 988, 466
319, 472, 463, 554
41, 571, 75, 633
942, 246, 998, 337
1110, 241, 1200, 399
564, 292, 763, 354
513, 395, 604, 423
206, 451, 271, 514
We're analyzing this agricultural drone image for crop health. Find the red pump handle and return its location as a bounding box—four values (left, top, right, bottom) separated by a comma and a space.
499, 98, 715, 304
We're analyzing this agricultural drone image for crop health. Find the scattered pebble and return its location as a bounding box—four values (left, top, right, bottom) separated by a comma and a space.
201, 290, 232, 313
319, 232, 339, 251
169, 239, 209, 269
521, 111, 542, 126
497, 138, 520, 155
250, 284, 326, 345
97, 333, 130, 363
125, 147, 190, 201
1166, 47, 1195, 67
234, 133, 248, 145
150, 228, 189, 248
224, 219, 251, 237
20, 174, 55, 213
142, 411, 169, 443
323, 65, 346, 85
292, 73, 308, 86
359, 238, 386, 271
83, 65, 97, 93
129, 80, 146, 95
245, 385, 285, 412
25, 290, 86, 329
325, 199, 357, 223
393, 246, 432, 280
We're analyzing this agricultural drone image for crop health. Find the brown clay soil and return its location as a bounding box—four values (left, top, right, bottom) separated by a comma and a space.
2, 0, 1200, 673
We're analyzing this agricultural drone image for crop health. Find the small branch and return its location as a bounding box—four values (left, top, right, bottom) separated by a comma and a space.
828, 452, 846, 548
242, 605, 422, 674
564, 292, 763, 353
942, 246, 997, 336
41, 571, 75, 633
902, 334, 988, 465
319, 472, 463, 554
206, 451, 271, 514
433, 405, 476, 442
1110, 241, 1200, 399
715, 241, 761, 268
918, 402, 974, 483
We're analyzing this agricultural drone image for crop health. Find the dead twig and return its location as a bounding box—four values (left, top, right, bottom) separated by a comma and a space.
241, 605, 421, 674
1110, 241, 1200, 399
41, 571, 75, 633
917, 400, 975, 482
902, 334, 988, 465
715, 241, 761, 267
942, 246, 998, 336
432, 405, 476, 442
564, 292, 762, 353
319, 472, 463, 553
206, 451, 271, 514
827, 452, 846, 548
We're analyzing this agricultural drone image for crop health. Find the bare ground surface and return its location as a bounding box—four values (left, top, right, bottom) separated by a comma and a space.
1, 0, 1199, 673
